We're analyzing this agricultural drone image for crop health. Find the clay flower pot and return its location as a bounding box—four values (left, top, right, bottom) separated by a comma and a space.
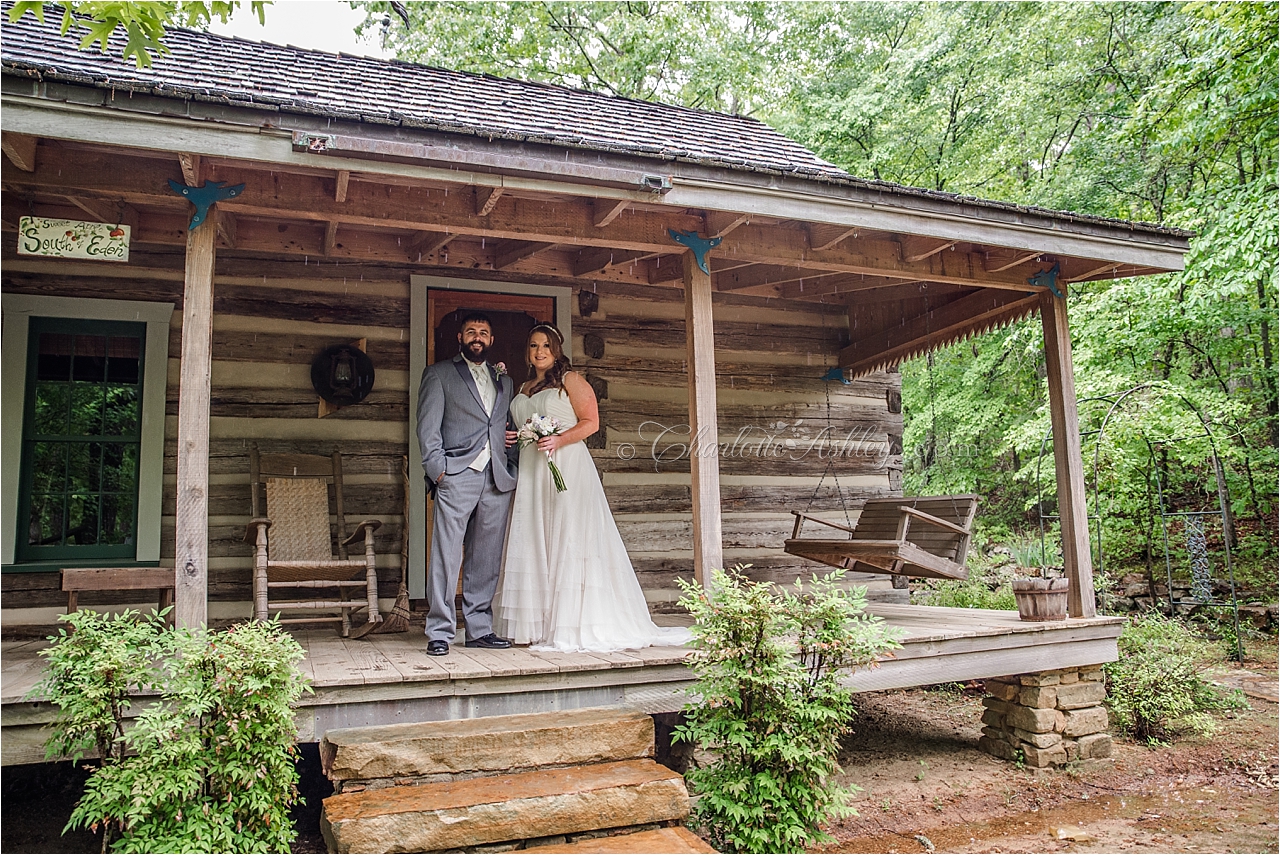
1012, 576, 1070, 621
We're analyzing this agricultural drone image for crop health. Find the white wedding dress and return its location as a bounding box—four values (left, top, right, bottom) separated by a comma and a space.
496, 387, 693, 652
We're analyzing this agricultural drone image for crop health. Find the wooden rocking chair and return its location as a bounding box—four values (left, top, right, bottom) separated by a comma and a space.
245, 445, 382, 636
784, 495, 979, 581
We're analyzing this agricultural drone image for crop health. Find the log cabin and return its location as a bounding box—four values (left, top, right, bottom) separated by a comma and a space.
0, 13, 1190, 765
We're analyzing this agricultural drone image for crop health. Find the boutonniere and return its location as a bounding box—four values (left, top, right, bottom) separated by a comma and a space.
493, 362, 508, 377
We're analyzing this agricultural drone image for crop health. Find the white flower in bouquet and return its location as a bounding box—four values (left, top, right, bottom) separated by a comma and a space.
517, 413, 568, 492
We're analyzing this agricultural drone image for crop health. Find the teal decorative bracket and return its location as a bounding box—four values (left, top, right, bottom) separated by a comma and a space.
1028, 261, 1063, 298
821, 366, 851, 385
668, 228, 722, 275
167, 179, 245, 231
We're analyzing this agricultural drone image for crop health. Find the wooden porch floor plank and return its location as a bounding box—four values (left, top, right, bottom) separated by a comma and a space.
583, 650, 646, 668
361, 634, 452, 682
335, 637, 405, 685
529, 649, 617, 673
307, 632, 368, 687
459, 646, 558, 677
0, 654, 48, 704
422, 646, 494, 680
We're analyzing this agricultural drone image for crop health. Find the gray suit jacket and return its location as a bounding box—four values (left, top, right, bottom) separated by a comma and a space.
416, 355, 518, 493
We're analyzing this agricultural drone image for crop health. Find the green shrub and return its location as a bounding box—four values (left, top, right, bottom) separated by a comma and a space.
912, 551, 1017, 611
1104, 612, 1245, 744
674, 567, 904, 853
33, 613, 310, 853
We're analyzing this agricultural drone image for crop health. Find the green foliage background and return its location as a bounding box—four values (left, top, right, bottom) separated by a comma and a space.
358, 1, 1277, 578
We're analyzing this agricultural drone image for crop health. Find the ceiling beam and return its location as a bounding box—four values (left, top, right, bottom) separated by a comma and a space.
2, 132, 37, 172
494, 239, 555, 270
335, 170, 350, 203
593, 199, 629, 228
777, 275, 918, 301
323, 221, 338, 256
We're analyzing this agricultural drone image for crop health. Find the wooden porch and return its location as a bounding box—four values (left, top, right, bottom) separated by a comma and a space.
0, 604, 1124, 766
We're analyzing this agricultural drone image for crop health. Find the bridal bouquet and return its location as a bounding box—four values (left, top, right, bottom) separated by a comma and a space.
518, 413, 568, 492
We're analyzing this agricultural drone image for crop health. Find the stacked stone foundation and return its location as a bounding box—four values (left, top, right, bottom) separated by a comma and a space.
978, 665, 1112, 768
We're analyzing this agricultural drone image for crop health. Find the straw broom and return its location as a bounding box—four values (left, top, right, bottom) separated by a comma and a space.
351, 456, 412, 637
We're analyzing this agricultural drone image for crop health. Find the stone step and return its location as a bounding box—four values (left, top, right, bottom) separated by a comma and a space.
320, 759, 691, 854
321, 707, 654, 785
522, 826, 717, 854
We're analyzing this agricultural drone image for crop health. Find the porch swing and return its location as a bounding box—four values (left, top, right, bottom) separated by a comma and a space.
782, 298, 978, 581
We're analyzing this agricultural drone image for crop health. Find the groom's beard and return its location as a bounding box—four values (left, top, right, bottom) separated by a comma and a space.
463, 340, 490, 363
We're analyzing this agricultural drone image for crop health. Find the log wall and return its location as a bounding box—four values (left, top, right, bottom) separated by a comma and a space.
2, 246, 904, 615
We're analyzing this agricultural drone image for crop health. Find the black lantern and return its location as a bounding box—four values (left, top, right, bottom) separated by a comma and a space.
311, 344, 375, 405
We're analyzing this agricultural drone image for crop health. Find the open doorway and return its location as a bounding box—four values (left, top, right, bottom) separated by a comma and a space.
409, 278, 573, 602
427, 290, 555, 382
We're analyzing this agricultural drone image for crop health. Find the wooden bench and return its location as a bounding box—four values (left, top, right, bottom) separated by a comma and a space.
61, 567, 176, 620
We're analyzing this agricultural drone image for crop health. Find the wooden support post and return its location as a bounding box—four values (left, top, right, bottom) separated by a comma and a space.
683, 250, 724, 587
1039, 289, 1095, 618
174, 219, 216, 629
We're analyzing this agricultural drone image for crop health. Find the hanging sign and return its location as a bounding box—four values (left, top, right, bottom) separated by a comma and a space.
17, 217, 130, 262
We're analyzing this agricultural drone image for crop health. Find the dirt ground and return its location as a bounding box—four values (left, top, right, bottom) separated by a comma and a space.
816, 664, 1278, 854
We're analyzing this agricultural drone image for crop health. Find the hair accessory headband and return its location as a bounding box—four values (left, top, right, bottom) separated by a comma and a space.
530, 323, 564, 344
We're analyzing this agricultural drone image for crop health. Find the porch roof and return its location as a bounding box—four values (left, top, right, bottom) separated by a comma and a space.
1, 9, 1191, 243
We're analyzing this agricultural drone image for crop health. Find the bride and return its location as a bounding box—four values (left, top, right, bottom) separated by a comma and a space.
496, 324, 692, 653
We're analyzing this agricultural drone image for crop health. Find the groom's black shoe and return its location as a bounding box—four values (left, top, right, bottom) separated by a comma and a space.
465, 633, 512, 649
426, 640, 449, 656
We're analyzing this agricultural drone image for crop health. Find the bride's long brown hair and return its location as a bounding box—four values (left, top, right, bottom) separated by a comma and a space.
525, 323, 572, 394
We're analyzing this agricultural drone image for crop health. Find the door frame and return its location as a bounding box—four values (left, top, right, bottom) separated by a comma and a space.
408, 276, 573, 600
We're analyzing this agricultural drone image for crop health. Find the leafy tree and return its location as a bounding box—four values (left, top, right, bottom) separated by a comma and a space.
7, 1, 268, 67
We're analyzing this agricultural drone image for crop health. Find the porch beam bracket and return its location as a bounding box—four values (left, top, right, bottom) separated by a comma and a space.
166, 179, 245, 231
1027, 261, 1064, 298
668, 229, 721, 275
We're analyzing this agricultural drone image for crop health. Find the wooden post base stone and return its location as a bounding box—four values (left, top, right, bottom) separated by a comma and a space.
978, 666, 1112, 768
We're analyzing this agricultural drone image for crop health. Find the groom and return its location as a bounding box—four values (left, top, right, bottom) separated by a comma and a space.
416, 312, 519, 656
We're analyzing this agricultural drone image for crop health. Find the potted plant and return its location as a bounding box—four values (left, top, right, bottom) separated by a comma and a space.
1011, 566, 1069, 621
